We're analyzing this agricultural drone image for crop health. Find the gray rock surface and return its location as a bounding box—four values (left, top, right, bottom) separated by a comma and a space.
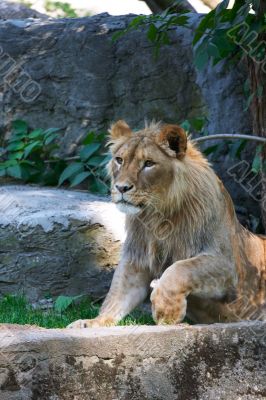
0, 185, 124, 301
0, 321, 265, 399
0, 13, 251, 150
0, 1, 48, 20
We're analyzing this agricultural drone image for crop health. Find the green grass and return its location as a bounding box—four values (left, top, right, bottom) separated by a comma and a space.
0, 295, 154, 328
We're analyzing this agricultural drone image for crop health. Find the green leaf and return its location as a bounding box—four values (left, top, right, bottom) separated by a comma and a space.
58, 162, 84, 186
193, 10, 215, 45
12, 120, 28, 135
112, 30, 126, 42
0, 159, 18, 168
96, 132, 106, 142
170, 15, 189, 27
6, 141, 25, 152
212, 29, 236, 56
80, 143, 101, 162
8, 134, 25, 143
208, 43, 220, 58
18, 164, 32, 180
54, 295, 83, 313
215, 0, 230, 15
9, 151, 24, 160
100, 153, 112, 166
28, 129, 44, 139
251, 154, 261, 173
7, 164, 22, 179
19, 160, 36, 166
251, 145, 263, 173
129, 15, 146, 29
43, 128, 61, 136
89, 176, 109, 194
0, 168, 6, 177
194, 39, 209, 70
229, 139, 247, 159
44, 133, 58, 145
69, 171, 91, 187
203, 144, 219, 156
160, 31, 170, 45
86, 156, 106, 167
180, 120, 191, 132
147, 23, 158, 41
23, 141, 42, 158
83, 132, 95, 145
190, 117, 206, 132
244, 92, 255, 112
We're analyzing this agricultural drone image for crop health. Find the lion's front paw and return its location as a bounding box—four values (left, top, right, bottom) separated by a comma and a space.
67, 319, 93, 329
150, 283, 187, 325
67, 316, 115, 329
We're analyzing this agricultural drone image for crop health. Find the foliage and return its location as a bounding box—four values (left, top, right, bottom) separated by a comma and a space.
0, 120, 110, 194
54, 295, 83, 312
112, 9, 190, 56
182, 116, 263, 170
119, 1, 265, 71
1, 118, 262, 193
58, 131, 111, 195
0, 294, 154, 328
44, 1, 79, 18
252, 144, 263, 173
180, 116, 207, 134
0, 120, 65, 185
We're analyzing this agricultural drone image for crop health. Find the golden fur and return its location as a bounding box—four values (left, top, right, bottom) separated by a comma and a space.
68, 120, 266, 328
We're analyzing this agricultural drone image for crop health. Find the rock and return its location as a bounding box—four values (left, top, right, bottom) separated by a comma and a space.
31, 298, 53, 310
0, 1, 48, 20
0, 322, 265, 399
0, 13, 251, 150
0, 185, 124, 302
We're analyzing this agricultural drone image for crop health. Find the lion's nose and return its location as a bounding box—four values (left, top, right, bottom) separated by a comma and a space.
115, 184, 134, 193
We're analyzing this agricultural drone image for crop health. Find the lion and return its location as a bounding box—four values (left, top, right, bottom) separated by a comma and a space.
68, 120, 266, 328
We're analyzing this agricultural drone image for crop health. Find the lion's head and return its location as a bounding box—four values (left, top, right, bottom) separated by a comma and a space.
108, 120, 211, 216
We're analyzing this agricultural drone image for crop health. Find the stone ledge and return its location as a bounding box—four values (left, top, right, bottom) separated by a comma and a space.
0, 185, 124, 301
0, 321, 265, 399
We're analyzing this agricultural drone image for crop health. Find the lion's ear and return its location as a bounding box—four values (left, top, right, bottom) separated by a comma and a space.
158, 124, 187, 159
109, 120, 132, 140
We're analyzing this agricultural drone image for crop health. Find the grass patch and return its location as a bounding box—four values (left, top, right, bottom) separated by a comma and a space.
0, 295, 154, 328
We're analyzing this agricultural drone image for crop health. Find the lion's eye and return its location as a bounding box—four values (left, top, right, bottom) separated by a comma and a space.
115, 157, 123, 165
144, 160, 155, 168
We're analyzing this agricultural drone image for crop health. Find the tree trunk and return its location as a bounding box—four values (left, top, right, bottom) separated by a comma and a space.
140, 0, 195, 13
247, 1, 266, 230
140, 0, 220, 12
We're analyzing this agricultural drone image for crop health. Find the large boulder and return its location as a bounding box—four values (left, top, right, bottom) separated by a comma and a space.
0, 185, 124, 301
0, 322, 265, 399
0, 13, 251, 150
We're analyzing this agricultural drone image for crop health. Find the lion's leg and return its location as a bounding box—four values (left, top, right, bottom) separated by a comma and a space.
151, 253, 234, 324
67, 263, 151, 328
